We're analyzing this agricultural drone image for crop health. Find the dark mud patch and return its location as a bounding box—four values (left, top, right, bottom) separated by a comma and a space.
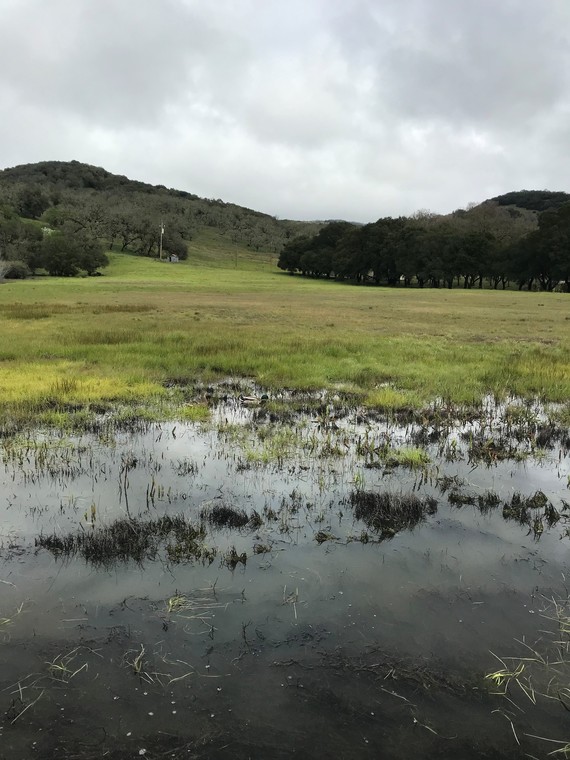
0, 624, 524, 760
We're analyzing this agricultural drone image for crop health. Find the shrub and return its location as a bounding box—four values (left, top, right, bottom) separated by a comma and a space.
2, 260, 31, 279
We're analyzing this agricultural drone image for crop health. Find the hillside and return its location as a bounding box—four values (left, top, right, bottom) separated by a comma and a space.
0, 160, 323, 255
3, 160, 570, 287
490, 189, 570, 213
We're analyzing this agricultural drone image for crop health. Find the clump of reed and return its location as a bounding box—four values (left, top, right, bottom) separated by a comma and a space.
446, 489, 502, 512
501, 491, 560, 538
36, 515, 206, 566
445, 487, 561, 538
348, 490, 437, 538
222, 546, 247, 570
383, 445, 431, 469
502, 490, 548, 522
447, 491, 477, 507
200, 502, 262, 530
464, 432, 519, 464
201, 503, 249, 529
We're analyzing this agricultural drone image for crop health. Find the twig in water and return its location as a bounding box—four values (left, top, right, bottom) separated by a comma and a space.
11, 689, 45, 724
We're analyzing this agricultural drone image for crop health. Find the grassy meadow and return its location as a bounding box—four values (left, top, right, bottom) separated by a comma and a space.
1, 231, 569, 424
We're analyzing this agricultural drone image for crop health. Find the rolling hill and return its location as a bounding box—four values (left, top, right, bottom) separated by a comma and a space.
0, 160, 323, 257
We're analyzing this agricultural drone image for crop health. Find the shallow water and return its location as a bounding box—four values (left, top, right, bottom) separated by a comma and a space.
1, 397, 569, 758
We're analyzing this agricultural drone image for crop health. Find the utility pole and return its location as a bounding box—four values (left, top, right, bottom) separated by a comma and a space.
159, 220, 164, 260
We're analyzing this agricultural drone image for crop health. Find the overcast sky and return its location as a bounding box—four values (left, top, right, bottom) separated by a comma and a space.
1, 0, 569, 222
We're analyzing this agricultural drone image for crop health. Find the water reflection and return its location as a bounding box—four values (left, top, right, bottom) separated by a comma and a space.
0, 396, 569, 758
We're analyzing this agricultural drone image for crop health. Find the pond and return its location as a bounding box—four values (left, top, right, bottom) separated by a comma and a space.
1, 390, 569, 758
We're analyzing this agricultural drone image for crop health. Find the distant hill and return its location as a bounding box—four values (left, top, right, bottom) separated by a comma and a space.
2, 161, 569, 256
490, 190, 570, 213
0, 160, 172, 194
0, 160, 323, 254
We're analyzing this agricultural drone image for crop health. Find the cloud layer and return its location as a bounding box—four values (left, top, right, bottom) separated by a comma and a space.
1, 0, 569, 221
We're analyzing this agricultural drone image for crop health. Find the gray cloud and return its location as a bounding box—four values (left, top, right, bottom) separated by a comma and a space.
381, 0, 569, 128
0, 0, 244, 125
1, 0, 569, 221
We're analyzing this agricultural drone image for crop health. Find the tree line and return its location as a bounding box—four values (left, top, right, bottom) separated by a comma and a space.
278, 199, 570, 292
0, 206, 109, 278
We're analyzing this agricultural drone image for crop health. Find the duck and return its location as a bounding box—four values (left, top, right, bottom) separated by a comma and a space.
239, 393, 269, 406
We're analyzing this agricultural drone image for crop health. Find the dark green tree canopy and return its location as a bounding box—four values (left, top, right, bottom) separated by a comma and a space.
490, 190, 570, 213
278, 201, 570, 292
15, 185, 50, 219
41, 231, 109, 276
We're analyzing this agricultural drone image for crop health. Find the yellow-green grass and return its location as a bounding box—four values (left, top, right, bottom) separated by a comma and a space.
383, 446, 431, 469
0, 241, 569, 423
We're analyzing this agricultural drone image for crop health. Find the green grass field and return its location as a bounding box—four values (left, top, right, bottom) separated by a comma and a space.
1, 231, 569, 422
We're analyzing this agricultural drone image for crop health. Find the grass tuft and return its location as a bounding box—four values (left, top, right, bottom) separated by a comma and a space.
348, 491, 438, 537
36, 515, 207, 566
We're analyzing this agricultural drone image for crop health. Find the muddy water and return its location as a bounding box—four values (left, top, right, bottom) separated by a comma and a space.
1, 397, 569, 759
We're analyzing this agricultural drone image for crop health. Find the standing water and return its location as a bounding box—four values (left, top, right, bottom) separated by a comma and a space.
1, 391, 569, 759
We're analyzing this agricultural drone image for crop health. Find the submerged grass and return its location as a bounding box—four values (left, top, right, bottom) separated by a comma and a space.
1, 252, 570, 428
486, 596, 570, 756
35, 503, 265, 566
201, 503, 250, 529
444, 487, 564, 539
0, 602, 24, 638
348, 491, 438, 537
36, 515, 208, 566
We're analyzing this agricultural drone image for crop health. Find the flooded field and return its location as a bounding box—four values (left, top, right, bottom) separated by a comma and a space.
1, 388, 570, 759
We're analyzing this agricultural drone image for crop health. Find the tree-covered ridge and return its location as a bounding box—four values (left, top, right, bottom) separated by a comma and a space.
0, 160, 173, 193
490, 190, 570, 213
278, 201, 570, 292
0, 160, 323, 256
